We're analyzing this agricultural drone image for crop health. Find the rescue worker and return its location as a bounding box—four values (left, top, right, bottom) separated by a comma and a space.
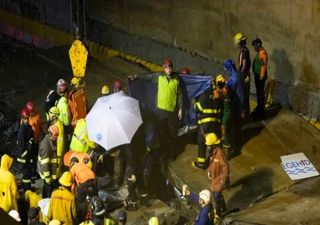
37, 124, 59, 198
224, 59, 244, 153
234, 32, 251, 119
112, 79, 123, 93
101, 85, 110, 96
48, 106, 64, 176
55, 79, 71, 138
17, 108, 34, 191
132, 58, 183, 160
44, 78, 67, 123
69, 118, 96, 154
207, 133, 229, 223
180, 67, 191, 75
47, 171, 76, 225
252, 37, 268, 119
0, 154, 18, 212
214, 75, 232, 158
182, 185, 214, 225
68, 77, 88, 127
193, 80, 221, 169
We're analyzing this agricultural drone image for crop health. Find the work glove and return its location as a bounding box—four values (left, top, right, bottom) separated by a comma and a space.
244, 76, 250, 83
207, 172, 212, 180
178, 108, 182, 120
45, 177, 51, 184
182, 184, 190, 196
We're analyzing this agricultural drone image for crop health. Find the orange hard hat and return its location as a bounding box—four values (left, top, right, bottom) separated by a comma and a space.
48, 124, 59, 138
180, 67, 190, 75
20, 108, 30, 119
163, 58, 173, 68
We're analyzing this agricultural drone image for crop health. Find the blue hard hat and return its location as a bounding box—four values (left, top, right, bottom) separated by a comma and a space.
224, 59, 235, 71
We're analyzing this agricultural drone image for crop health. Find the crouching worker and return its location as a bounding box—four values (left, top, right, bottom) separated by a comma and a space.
182, 185, 214, 225
207, 135, 229, 224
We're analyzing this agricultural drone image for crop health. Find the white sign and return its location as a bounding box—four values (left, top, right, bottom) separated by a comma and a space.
280, 152, 319, 180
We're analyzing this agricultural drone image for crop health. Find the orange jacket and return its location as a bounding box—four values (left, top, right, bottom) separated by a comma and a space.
68, 88, 87, 127
29, 112, 43, 144
208, 146, 229, 192
70, 162, 95, 185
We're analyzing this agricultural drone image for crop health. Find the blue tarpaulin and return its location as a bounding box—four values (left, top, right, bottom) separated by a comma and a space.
128, 73, 212, 132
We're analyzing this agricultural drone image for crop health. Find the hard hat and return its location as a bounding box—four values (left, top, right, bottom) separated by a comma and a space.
252, 37, 262, 47
163, 58, 173, 68
234, 32, 246, 45
26, 101, 35, 113
113, 79, 122, 90
224, 59, 235, 71
20, 108, 30, 119
59, 171, 73, 187
101, 85, 110, 95
148, 217, 160, 225
215, 74, 226, 85
48, 124, 59, 139
199, 189, 211, 205
91, 196, 106, 216
48, 220, 62, 225
57, 78, 67, 92
8, 210, 21, 222
71, 77, 79, 87
180, 67, 190, 75
205, 133, 221, 146
49, 106, 60, 116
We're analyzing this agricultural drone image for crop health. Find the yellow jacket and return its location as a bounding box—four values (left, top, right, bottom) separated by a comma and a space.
0, 154, 17, 212
70, 119, 96, 153
54, 119, 64, 177
47, 186, 76, 225
57, 96, 71, 126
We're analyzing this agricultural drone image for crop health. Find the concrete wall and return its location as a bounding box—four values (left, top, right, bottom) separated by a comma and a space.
87, 0, 320, 120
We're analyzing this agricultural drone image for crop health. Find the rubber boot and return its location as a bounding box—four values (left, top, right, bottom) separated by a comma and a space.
192, 161, 208, 170
223, 144, 232, 160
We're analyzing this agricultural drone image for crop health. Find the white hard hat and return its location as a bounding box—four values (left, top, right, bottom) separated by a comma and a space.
199, 189, 211, 205
8, 210, 21, 222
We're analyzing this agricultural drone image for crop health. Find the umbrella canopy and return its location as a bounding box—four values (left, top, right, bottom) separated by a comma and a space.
86, 92, 142, 150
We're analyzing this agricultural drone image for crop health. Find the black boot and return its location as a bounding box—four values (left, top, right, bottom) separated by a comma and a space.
124, 199, 138, 211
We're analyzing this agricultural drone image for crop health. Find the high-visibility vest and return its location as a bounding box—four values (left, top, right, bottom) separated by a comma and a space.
56, 96, 71, 126
70, 119, 96, 153
157, 75, 179, 112
68, 88, 87, 127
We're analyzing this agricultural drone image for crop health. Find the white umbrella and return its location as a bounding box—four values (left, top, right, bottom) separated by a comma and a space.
86, 92, 143, 150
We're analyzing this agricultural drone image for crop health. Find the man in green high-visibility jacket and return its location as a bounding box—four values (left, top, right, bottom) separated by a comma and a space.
133, 58, 183, 160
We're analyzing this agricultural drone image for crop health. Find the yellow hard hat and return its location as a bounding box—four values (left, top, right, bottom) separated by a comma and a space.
59, 171, 73, 187
205, 133, 221, 146
215, 74, 226, 85
234, 32, 246, 45
148, 217, 159, 225
101, 85, 110, 95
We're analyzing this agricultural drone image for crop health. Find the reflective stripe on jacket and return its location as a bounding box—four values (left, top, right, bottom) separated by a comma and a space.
157, 75, 179, 112
37, 134, 58, 180
70, 119, 96, 153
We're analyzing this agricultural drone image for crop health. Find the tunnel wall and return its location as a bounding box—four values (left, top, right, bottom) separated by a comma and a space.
87, 0, 320, 120
0, 0, 320, 120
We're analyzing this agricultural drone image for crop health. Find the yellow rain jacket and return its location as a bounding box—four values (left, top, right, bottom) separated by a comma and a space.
47, 186, 76, 225
70, 119, 96, 153
54, 119, 64, 176
0, 154, 17, 212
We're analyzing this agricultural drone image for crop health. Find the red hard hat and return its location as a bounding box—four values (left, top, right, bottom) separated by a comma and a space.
180, 67, 190, 75
25, 101, 35, 113
113, 79, 122, 90
20, 108, 30, 119
163, 58, 173, 68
